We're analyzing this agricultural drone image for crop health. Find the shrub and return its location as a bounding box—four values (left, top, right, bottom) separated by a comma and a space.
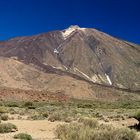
78, 117, 99, 128
14, 133, 32, 140
56, 120, 138, 140
23, 101, 36, 109
64, 117, 72, 123
56, 123, 81, 140
24, 102, 33, 107
6, 102, 19, 107
27, 106, 36, 109
133, 112, 140, 121
0, 123, 17, 133
113, 128, 138, 140
0, 107, 8, 114
30, 114, 43, 120
1, 114, 8, 121
9, 108, 17, 114
42, 112, 48, 118
48, 112, 62, 122
133, 112, 140, 129
77, 103, 93, 108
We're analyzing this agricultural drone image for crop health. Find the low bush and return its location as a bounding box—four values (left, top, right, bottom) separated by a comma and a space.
9, 109, 17, 114
30, 114, 43, 120
27, 106, 36, 109
29, 113, 48, 120
42, 112, 48, 118
77, 103, 93, 108
14, 133, 32, 140
1, 114, 8, 121
64, 117, 73, 123
6, 102, 20, 107
48, 112, 62, 122
78, 117, 99, 128
133, 112, 140, 121
133, 112, 140, 129
0, 123, 17, 133
56, 119, 138, 140
23, 101, 36, 109
23, 102, 33, 107
0, 107, 8, 114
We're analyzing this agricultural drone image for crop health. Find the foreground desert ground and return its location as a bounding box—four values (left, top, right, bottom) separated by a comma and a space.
0, 120, 63, 140
0, 100, 139, 140
0, 118, 139, 140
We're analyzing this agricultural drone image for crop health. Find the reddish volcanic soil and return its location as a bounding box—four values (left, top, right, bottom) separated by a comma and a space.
0, 88, 69, 102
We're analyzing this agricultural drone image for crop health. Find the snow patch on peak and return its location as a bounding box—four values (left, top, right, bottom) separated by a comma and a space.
69, 25, 80, 29
62, 27, 75, 39
61, 25, 86, 39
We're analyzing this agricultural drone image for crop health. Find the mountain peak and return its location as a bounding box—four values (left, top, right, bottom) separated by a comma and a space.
68, 25, 80, 29
61, 25, 86, 39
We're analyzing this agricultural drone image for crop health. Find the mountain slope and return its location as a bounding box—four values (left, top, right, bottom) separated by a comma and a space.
0, 57, 139, 101
0, 57, 95, 99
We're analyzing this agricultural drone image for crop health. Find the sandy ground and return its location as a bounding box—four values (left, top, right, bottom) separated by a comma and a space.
0, 120, 64, 140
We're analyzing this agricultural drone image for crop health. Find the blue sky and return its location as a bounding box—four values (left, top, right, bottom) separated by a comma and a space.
0, 0, 140, 44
